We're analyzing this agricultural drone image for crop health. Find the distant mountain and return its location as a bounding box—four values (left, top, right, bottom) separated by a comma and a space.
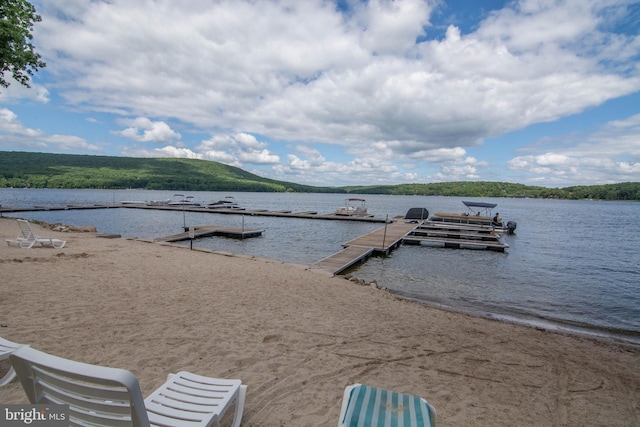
1, 151, 638, 200
0, 151, 339, 193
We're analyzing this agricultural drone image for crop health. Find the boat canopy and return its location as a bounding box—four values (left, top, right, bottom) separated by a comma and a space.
405, 208, 430, 220
462, 201, 497, 209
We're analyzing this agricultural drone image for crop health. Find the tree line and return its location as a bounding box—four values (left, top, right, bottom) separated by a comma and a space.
1, 151, 639, 200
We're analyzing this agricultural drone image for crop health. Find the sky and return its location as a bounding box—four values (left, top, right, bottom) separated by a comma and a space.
0, 0, 639, 188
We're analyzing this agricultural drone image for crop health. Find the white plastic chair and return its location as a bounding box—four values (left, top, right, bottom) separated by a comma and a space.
10, 346, 247, 427
0, 336, 26, 386
5, 219, 66, 249
339, 383, 436, 427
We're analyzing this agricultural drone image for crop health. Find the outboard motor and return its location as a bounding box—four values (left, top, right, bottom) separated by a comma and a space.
506, 221, 517, 235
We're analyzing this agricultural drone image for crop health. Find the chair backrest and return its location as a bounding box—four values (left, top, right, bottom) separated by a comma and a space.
340, 383, 436, 427
10, 346, 150, 427
17, 219, 36, 241
0, 337, 23, 359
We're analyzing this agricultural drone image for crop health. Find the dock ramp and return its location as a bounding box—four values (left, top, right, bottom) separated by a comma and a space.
311, 221, 418, 275
311, 246, 375, 275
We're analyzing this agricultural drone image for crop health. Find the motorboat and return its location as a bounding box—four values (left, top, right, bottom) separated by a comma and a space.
207, 196, 242, 209
335, 198, 369, 217
404, 207, 430, 222
168, 195, 201, 207
146, 199, 170, 206
429, 201, 516, 234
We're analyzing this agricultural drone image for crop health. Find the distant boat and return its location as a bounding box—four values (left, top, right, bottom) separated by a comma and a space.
146, 199, 170, 206
168, 195, 201, 207
207, 196, 242, 209
335, 198, 369, 217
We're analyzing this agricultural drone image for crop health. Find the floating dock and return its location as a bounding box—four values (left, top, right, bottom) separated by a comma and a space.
154, 225, 264, 242
0, 203, 388, 223
0, 204, 119, 213
403, 221, 509, 251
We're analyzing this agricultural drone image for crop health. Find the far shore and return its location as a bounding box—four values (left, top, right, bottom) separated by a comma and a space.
1, 217, 639, 426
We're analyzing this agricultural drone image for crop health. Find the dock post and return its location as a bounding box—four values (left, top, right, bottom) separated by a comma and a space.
382, 214, 388, 252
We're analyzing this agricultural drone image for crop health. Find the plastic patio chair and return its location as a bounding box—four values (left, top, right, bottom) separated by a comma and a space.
5, 219, 66, 249
0, 336, 27, 386
10, 346, 247, 427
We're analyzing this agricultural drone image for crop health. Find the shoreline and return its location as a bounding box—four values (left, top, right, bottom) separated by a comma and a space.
177, 242, 640, 348
13, 215, 640, 345
389, 289, 640, 348
170, 240, 640, 348
1, 217, 639, 425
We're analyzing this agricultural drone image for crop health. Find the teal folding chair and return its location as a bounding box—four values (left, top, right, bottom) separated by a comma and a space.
339, 383, 436, 427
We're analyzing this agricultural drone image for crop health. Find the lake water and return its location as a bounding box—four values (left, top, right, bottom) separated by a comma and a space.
2, 188, 639, 344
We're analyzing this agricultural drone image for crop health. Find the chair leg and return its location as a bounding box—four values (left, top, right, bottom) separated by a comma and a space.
230, 385, 247, 427
0, 366, 17, 387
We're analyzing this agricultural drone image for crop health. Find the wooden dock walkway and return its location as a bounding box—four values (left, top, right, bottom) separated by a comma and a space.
154, 225, 264, 242
311, 221, 418, 275
310, 246, 375, 276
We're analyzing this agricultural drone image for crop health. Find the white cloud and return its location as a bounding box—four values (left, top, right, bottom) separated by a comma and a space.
115, 117, 181, 143
238, 149, 280, 164
122, 145, 202, 159
8, 0, 637, 186
0, 76, 50, 103
42, 134, 102, 151
410, 147, 468, 162
508, 113, 640, 185
35, 1, 639, 151
294, 146, 326, 166
0, 109, 43, 137
196, 133, 280, 165
357, 0, 434, 54
0, 108, 101, 152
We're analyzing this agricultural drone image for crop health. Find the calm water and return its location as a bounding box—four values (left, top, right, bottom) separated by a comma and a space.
2, 188, 639, 343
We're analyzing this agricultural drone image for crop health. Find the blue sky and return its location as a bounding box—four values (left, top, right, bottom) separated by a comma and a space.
1, 0, 639, 188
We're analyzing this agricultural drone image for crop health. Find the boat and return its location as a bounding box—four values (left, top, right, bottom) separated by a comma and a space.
168, 195, 201, 207
335, 198, 369, 217
146, 199, 170, 206
429, 201, 516, 234
207, 196, 242, 209
404, 207, 430, 222
402, 203, 512, 251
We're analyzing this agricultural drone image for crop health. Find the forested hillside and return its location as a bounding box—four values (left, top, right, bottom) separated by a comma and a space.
343, 181, 640, 200
0, 151, 336, 193
1, 151, 638, 200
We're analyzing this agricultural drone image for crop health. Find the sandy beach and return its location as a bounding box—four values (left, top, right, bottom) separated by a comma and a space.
1, 217, 639, 426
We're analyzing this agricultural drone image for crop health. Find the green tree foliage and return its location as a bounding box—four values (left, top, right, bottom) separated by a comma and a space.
0, 0, 45, 89
0, 151, 340, 193
0, 151, 638, 200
